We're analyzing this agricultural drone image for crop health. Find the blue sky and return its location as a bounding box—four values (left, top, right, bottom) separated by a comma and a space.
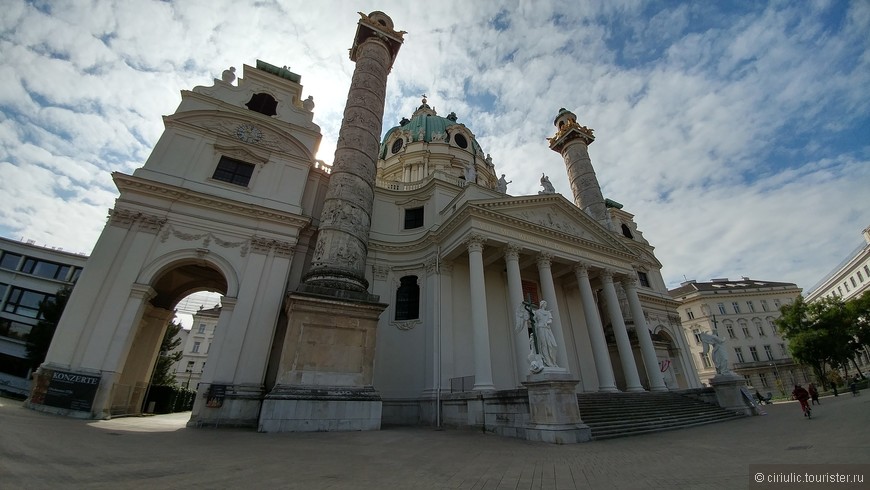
1, 0, 868, 302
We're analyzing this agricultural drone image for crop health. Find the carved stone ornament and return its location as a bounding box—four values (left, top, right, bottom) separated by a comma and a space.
372, 264, 391, 280
108, 208, 166, 233
392, 319, 421, 331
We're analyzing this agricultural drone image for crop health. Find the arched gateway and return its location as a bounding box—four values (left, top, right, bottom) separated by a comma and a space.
28, 12, 702, 440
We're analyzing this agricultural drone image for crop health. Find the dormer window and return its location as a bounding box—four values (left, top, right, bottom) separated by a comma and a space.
246, 93, 277, 116
213, 156, 255, 187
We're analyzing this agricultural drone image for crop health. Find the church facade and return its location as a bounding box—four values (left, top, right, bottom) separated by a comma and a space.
27, 12, 700, 435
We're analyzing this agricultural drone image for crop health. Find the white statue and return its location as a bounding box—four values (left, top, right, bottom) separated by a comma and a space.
698, 331, 731, 375
463, 161, 477, 183
496, 174, 511, 193
538, 173, 555, 194
302, 95, 315, 112
515, 301, 559, 371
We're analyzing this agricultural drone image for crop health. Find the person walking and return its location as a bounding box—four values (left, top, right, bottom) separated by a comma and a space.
808, 383, 820, 405
792, 384, 812, 418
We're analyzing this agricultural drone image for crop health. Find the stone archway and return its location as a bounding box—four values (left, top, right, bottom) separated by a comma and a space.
110, 260, 229, 416
651, 327, 688, 390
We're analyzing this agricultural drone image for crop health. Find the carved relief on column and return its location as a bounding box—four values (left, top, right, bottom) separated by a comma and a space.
536, 251, 553, 269
108, 208, 167, 233
465, 233, 486, 253
503, 242, 522, 262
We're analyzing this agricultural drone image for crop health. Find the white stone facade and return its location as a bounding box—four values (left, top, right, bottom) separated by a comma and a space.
28, 14, 702, 431
805, 225, 870, 303
669, 278, 810, 393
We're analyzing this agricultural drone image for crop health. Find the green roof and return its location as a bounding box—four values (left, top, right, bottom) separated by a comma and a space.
380, 107, 483, 158
256, 60, 301, 83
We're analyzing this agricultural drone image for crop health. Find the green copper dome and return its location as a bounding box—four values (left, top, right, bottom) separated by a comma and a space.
379, 98, 483, 159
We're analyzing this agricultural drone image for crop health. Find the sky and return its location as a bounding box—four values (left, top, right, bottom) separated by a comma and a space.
1, 0, 869, 307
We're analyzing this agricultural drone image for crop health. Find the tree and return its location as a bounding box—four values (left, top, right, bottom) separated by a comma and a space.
25, 286, 72, 369
151, 321, 184, 386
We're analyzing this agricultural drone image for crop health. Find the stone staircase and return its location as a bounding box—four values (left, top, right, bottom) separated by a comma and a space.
577, 391, 745, 440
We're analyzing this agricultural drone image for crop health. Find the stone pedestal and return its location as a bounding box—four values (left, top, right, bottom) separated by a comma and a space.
709, 372, 754, 416
522, 369, 591, 444
258, 293, 387, 432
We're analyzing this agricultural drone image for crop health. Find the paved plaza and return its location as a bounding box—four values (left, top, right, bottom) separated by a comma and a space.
1, 393, 868, 489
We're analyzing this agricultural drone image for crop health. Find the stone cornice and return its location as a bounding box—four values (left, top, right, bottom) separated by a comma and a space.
113, 172, 311, 229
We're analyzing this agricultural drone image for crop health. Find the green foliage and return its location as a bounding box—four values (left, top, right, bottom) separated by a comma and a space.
777, 292, 870, 388
25, 286, 72, 369
151, 321, 184, 386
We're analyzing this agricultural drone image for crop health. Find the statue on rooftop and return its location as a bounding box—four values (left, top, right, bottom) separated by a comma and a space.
538, 173, 555, 194
497, 174, 512, 194
221, 66, 236, 84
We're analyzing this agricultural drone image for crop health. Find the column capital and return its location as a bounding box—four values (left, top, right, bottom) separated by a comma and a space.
465, 233, 486, 253
503, 243, 522, 261
573, 262, 590, 277
600, 268, 615, 283
536, 252, 553, 269
219, 296, 238, 310
621, 274, 639, 289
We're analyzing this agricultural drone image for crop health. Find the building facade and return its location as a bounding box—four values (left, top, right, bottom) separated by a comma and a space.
0, 237, 87, 396
171, 306, 220, 390
28, 12, 701, 432
805, 225, 870, 303
669, 278, 810, 393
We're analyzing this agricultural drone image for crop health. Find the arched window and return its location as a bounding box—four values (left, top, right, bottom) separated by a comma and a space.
246, 93, 278, 116
395, 275, 420, 321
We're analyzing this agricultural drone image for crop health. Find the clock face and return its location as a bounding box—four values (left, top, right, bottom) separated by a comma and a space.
235, 124, 263, 143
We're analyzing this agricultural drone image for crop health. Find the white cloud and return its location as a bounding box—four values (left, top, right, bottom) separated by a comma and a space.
0, 0, 867, 295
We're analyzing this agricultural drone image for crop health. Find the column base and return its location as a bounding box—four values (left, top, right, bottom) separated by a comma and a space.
522, 371, 591, 444
259, 385, 382, 432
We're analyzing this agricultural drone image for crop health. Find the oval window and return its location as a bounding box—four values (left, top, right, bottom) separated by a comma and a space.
391, 138, 404, 154
454, 134, 468, 149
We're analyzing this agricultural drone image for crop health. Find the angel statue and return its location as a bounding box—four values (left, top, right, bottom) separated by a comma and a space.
698, 331, 731, 375
515, 299, 559, 373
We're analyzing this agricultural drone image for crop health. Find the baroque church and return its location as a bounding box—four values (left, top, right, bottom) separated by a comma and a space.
27, 12, 702, 441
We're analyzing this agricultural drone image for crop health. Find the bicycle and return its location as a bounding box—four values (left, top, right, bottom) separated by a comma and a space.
799, 398, 812, 419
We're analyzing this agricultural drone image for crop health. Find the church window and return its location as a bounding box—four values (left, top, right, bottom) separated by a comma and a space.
637, 271, 650, 287
245, 93, 278, 116
394, 275, 420, 321
391, 138, 404, 154
621, 224, 633, 239
454, 133, 468, 149
213, 156, 255, 187
404, 207, 424, 229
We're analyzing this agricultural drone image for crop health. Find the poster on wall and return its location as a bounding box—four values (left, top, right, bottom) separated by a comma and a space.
32, 369, 101, 412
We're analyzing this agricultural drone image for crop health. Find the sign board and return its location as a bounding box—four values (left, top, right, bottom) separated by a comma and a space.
31, 369, 101, 412
206, 384, 227, 408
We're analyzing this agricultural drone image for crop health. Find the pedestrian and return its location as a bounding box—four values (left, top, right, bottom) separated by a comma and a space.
849, 376, 859, 397
808, 383, 820, 405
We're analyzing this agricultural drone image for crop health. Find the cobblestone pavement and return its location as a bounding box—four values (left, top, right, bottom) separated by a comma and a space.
1, 394, 868, 489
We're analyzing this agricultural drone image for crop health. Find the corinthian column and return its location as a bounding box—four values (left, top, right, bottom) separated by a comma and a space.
601, 270, 644, 392
302, 12, 404, 295
537, 253, 569, 370
467, 234, 495, 390
573, 263, 618, 392
621, 276, 668, 391
504, 244, 528, 382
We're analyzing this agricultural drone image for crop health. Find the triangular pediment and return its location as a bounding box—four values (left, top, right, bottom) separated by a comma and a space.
466, 194, 635, 255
